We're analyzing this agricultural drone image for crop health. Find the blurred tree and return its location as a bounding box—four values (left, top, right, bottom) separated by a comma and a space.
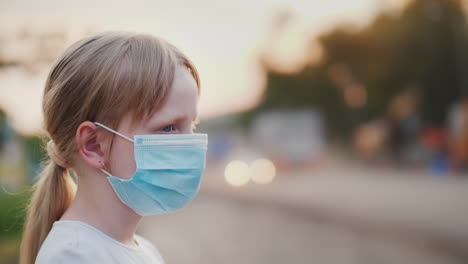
248, 0, 468, 143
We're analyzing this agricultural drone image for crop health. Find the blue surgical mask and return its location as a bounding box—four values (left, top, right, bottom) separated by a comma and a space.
94, 122, 208, 216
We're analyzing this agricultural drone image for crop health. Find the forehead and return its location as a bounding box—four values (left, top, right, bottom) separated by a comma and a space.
146, 65, 199, 124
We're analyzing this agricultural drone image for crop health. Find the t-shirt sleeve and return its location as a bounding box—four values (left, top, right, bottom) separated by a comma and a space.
36, 246, 94, 264
35, 227, 103, 264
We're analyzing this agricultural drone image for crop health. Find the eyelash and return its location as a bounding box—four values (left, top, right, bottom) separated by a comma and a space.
158, 120, 199, 134
160, 124, 176, 133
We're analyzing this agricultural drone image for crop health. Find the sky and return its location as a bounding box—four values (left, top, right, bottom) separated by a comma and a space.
0, 0, 408, 134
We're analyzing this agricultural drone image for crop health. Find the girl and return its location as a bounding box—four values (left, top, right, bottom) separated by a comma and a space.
19, 31, 208, 264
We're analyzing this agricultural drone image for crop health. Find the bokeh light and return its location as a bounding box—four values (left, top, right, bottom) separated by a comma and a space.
224, 160, 250, 187
250, 158, 276, 184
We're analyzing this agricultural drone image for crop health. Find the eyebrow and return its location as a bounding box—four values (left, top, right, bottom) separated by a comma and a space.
153, 113, 199, 127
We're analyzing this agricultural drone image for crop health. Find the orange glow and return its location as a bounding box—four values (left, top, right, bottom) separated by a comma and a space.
0, 0, 408, 134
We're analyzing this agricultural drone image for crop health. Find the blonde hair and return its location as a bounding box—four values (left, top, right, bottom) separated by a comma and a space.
19, 31, 200, 264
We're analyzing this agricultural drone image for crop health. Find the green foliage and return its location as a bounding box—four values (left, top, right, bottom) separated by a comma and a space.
0, 191, 30, 264
0, 191, 30, 240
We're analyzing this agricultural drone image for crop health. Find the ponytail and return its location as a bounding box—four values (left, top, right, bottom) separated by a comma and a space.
19, 158, 76, 264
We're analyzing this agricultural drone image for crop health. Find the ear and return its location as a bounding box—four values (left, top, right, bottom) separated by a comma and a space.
76, 121, 107, 169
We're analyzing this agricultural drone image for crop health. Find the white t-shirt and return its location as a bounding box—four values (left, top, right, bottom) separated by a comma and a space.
35, 220, 165, 264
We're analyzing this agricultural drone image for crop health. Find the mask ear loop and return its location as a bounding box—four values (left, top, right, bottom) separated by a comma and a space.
94, 122, 134, 177
94, 122, 134, 143
99, 161, 113, 177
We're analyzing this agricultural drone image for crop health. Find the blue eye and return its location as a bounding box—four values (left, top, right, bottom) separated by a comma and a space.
161, 125, 175, 133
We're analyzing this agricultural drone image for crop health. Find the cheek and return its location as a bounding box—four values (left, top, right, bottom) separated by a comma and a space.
109, 140, 136, 179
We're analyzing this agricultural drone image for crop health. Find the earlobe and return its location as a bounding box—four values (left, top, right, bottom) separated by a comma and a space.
76, 121, 106, 169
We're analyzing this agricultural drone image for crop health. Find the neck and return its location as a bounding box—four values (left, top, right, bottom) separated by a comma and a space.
60, 171, 142, 247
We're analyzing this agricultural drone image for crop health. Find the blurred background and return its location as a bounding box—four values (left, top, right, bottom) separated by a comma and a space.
1, 0, 468, 263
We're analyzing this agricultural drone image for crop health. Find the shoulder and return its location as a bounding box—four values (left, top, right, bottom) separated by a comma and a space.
35, 221, 108, 264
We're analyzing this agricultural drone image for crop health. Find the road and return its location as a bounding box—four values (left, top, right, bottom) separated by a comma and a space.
138, 165, 468, 264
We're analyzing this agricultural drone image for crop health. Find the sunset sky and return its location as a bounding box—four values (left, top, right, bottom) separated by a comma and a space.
0, 0, 409, 134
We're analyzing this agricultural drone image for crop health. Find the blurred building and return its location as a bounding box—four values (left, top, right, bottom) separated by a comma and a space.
251, 109, 325, 170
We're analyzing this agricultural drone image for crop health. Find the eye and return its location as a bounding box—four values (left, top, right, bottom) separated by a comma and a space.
160, 125, 176, 133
